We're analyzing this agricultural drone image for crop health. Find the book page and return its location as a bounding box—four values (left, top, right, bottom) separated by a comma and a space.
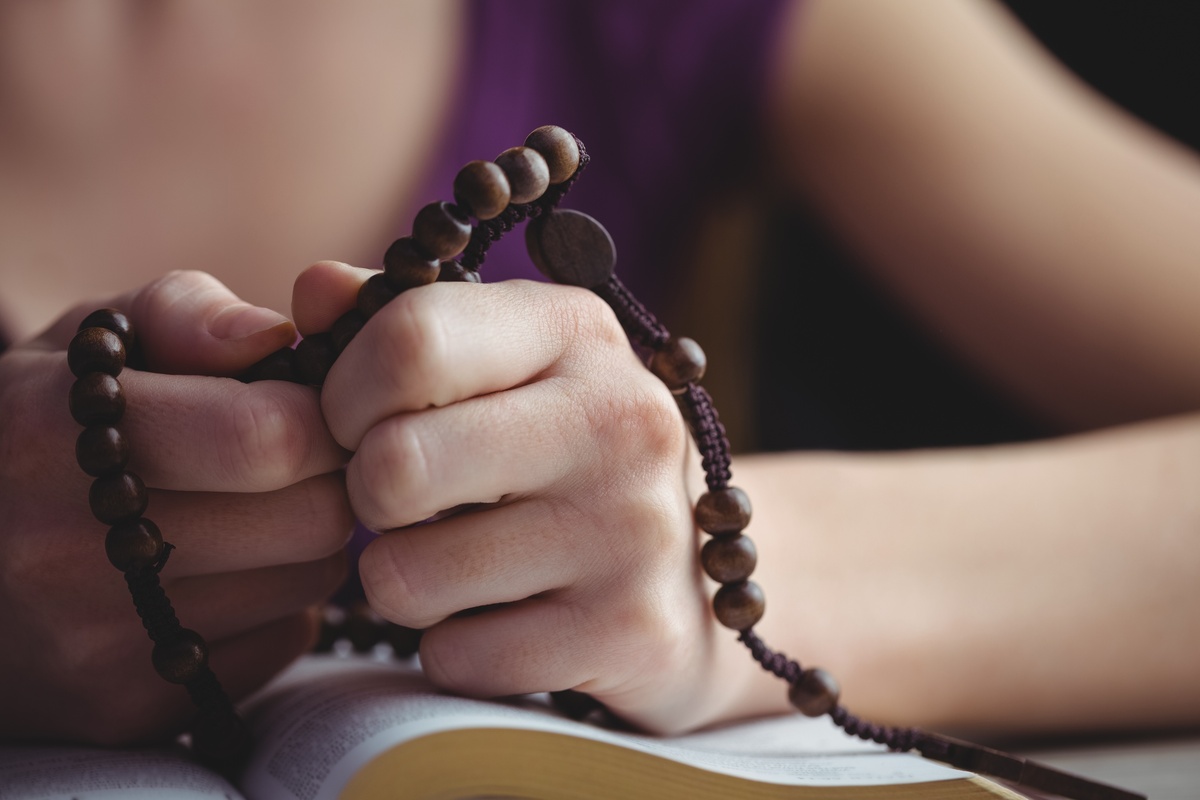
238, 655, 971, 800
0, 745, 244, 800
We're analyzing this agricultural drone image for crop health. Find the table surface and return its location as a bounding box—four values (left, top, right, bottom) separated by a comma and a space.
1014, 731, 1200, 799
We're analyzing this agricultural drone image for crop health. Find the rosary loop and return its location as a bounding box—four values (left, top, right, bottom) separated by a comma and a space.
67, 126, 1141, 799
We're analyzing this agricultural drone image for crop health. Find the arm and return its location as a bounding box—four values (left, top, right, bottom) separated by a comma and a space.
733, 417, 1200, 733
768, 0, 1200, 430
706, 0, 1200, 732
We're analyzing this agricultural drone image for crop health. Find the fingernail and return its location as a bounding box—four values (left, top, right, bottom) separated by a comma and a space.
208, 304, 292, 341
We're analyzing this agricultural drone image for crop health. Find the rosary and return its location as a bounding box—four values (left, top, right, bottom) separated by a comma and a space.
67, 126, 1141, 800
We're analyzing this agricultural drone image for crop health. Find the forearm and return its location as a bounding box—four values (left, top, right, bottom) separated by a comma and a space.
719, 414, 1200, 734
769, 0, 1200, 429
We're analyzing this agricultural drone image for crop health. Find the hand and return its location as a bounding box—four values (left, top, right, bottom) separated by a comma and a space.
0, 271, 352, 746
293, 262, 737, 734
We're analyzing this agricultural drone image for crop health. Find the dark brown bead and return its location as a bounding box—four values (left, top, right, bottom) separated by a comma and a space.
788, 667, 841, 717
383, 623, 423, 658
524, 125, 580, 184
358, 272, 397, 320
78, 308, 135, 352
69, 372, 126, 426
411, 202, 472, 261
701, 533, 758, 584
712, 580, 765, 631
76, 425, 129, 477
105, 518, 164, 571
240, 347, 298, 383
383, 236, 441, 292
345, 603, 386, 653
436, 260, 482, 283
67, 327, 126, 378
649, 337, 707, 394
331, 309, 367, 353
525, 209, 616, 288
495, 146, 550, 204
694, 487, 752, 535
89, 472, 148, 525
453, 160, 511, 220
294, 333, 337, 386
152, 628, 209, 684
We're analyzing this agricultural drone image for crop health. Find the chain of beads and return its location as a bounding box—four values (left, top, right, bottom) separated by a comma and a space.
66, 124, 916, 764
67, 312, 250, 770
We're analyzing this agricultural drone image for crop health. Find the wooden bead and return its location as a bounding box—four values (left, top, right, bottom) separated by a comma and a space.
701, 533, 757, 584
525, 125, 580, 184
453, 160, 511, 220
67, 327, 126, 378
694, 487, 752, 535
89, 471, 148, 525
712, 580, 765, 631
105, 518, 164, 571
294, 333, 337, 386
152, 629, 209, 684
650, 337, 706, 394
358, 272, 397, 320
78, 308, 135, 352
495, 146, 550, 204
331, 309, 367, 353
788, 668, 841, 717
384, 236, 441, 292
76, 425, 129, 477
436, 260, 482, 283
412, 202, 472, 260
240, 347, 297, 383
525, 209, 616, 288
384, 623, 423, 658
69, 372, 126, 426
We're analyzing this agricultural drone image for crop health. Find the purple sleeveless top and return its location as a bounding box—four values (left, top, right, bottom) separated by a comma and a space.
416, 0, 791, 310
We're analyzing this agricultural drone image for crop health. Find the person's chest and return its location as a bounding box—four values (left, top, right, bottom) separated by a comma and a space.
0, 0, 463, 340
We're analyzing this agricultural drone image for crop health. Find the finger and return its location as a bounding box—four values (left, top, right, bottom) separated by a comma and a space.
36, 270, 296, 376
418, 600, 606, 700
292, 261, 373, 336
148, 472, 355, 577
322, 280, 614, 450
347, 381, 580, 531
119, 370, 348, 492
168, 552, 348, 641
358, 499, 591, 629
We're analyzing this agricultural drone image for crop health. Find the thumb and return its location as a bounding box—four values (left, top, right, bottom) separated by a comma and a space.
125, 271, 296, 376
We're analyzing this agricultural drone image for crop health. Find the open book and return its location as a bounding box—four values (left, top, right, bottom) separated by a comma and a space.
0, 654, 1026, 800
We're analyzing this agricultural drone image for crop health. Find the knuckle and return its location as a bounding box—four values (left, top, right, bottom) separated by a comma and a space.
376, 292, 450, 407
220, 387, 310, 489
359, 534, 431, 628
587, 377, 687, 474
556, 286, 626, 348
349, 420, 430, 531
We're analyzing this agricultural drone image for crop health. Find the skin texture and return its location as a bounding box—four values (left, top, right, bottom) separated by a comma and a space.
2, 0, 1200, 746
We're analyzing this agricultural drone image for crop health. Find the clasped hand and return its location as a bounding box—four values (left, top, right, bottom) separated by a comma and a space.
0, 264, 721, 746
